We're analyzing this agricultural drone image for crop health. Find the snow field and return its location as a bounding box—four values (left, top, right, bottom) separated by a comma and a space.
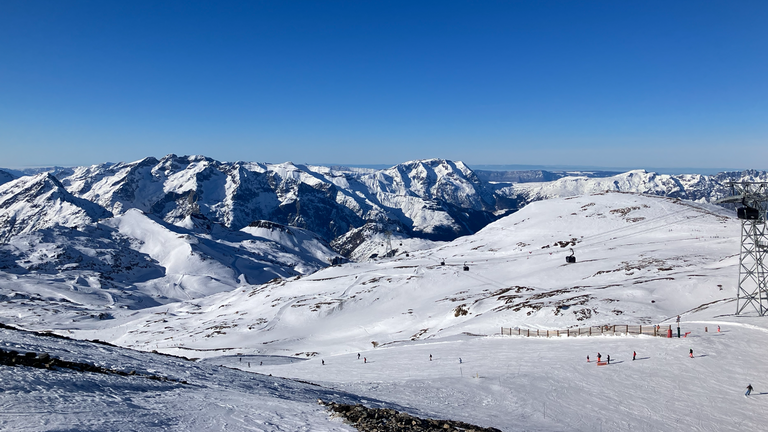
219, 312, 768, 432
2, 190, 762, 431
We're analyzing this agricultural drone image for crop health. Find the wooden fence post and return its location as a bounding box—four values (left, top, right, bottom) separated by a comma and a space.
527, 329, 530, 337
626, 325, 628, 334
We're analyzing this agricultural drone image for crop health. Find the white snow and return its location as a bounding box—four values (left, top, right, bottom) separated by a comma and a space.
2, 190, 768, 431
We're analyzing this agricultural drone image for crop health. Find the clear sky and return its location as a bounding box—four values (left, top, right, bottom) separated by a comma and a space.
1, 1, 767, 171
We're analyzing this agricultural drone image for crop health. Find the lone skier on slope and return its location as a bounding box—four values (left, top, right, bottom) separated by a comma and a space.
597, 353, 601, 362
607, 354, 610, 364
690, 348, 694, 358
746, 384, 753, 396
633, 351, 636, 361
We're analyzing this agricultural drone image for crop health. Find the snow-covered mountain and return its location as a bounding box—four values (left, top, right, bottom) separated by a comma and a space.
0, 170, 343, 314
52, 155, 504, 250
0, 173, 112, 242
3, 156, 765, 260
495, 169, 768, 205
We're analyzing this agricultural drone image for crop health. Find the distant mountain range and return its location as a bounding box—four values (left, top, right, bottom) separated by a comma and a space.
1, 157, 766, 261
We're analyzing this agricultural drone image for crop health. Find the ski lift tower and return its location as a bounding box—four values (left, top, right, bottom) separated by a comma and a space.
384, 230, 394, 258
715, 182, 768, 315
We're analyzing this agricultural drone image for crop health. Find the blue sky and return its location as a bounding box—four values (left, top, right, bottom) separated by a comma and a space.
1, 1, 766, 171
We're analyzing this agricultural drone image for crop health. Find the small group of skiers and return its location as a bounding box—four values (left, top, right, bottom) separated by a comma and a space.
587, 348, 701, 364
587, 352, 613, 364
587, 351, 640, 364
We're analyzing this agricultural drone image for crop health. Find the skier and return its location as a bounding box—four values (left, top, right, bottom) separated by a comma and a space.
364, 357, 367, 363
260, 361, 263, 366
322, 359, 325, 366
358, 353, 361, 360
587, 355, 590, 363
430, 354, 432, 361
597, 353, 601, 362
607, 354, 610, 364
689, 348, 694, 358
459, 358, 462, 364
746, 384, 753, 396
717, 325, 721, 332
633, 351, 636, 361
248, 362, 250, 368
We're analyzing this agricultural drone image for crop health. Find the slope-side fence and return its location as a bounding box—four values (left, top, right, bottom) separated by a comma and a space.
501, 324, 673, 338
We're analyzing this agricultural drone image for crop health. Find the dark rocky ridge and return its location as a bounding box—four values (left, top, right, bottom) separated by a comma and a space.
320, 400, 503, 432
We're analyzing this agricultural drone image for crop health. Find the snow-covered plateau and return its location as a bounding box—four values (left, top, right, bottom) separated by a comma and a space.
1, 158, 768, 431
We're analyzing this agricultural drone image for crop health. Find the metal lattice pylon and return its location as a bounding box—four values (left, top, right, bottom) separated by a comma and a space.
736, 217, 768, 315
717, 182, 768, 315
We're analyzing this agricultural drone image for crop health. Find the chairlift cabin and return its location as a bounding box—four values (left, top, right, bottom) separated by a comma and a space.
566, 248, 576, 264
738, 206, 761, 220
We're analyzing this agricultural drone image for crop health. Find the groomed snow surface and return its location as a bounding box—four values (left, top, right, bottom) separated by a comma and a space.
2, 192, 768, 431
2, 317, 767, 431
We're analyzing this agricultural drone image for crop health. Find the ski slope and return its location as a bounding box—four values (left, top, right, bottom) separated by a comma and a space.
3, 191, 768, 431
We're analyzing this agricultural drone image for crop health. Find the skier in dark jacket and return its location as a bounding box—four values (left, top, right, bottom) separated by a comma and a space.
597, 353, 601, 362
690, 348, 694, 358
746, 384, 753, 396
607, 354, 610, 364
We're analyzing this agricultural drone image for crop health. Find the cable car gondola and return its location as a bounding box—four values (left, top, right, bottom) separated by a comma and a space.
738, 206, 760, 220
566, 248, 576, 264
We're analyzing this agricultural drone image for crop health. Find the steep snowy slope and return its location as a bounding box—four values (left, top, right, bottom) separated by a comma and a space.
0, 173, 344, 328
55, 156, 505, 252
0, 173, 112, 242
0, 208, 343, 332
82, 192, 736, 359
